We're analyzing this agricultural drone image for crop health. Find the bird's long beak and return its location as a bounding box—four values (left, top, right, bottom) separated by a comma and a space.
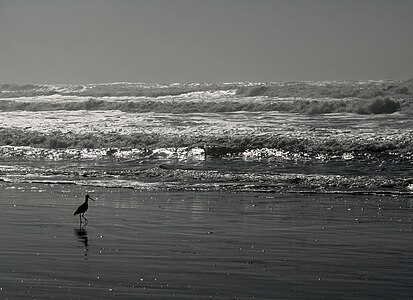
89, 196, 95, 201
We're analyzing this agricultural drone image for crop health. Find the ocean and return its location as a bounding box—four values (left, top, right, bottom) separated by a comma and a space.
1, 80, 413, 299
0, 80, 412, 194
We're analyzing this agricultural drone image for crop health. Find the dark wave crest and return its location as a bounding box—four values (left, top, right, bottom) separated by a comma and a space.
235, 80, 413, 99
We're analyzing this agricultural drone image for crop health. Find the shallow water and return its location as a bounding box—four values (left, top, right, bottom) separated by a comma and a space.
1, 184, 412, 299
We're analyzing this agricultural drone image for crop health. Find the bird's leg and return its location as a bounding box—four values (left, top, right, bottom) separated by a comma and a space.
82, 213, 88, 224
79, 214, 82, 224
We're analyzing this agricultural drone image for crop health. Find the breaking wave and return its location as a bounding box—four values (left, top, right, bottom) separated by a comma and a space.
0, 128, 412, 160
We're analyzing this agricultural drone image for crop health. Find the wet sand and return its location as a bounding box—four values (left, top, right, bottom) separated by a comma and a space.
0, 182, 412, 299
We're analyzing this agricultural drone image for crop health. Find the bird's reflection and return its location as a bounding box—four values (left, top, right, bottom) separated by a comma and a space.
74, 225, 89, 259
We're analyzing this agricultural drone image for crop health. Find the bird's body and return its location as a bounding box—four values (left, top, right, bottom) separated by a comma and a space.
74, 194, 94, 224
74, 201, 88, 216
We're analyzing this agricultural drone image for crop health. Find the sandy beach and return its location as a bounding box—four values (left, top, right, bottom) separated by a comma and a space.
0, 182, 411, 299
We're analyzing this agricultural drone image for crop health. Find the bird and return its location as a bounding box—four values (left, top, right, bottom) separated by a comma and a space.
74, 194, 95, 224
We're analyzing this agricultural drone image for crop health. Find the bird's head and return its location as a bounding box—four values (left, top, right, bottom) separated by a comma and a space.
85, 194, 95, 201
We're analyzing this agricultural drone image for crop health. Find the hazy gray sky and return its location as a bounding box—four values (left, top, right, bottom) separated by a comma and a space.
1, 0, 412, 84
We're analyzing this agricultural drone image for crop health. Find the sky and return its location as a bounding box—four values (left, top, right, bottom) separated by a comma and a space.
1, 0, 413, 84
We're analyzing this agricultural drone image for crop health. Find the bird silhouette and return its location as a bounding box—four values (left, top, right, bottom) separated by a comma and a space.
74, 194, 95, 224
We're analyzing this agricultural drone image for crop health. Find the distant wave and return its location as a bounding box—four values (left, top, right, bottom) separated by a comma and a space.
1, 80, 412, 115
0, 82, 237, 98
235, 79, 413, 99
0, 95, 411, 115
1, 80, 412, 99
